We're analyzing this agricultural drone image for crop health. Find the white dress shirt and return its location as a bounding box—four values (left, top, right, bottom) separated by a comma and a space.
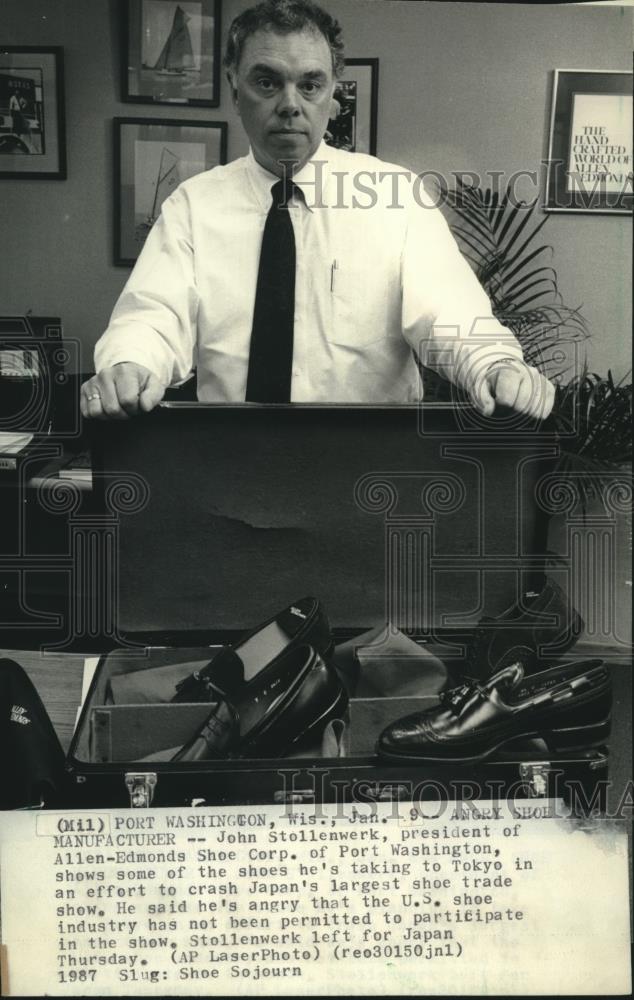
95, 141, 523, 403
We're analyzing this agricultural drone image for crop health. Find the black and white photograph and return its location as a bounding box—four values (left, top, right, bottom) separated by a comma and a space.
114, 116, 227, 264
325, 58, 378, 153
123, 0, 222, 105
0, 47, 65, 176
0, 0, 632, 997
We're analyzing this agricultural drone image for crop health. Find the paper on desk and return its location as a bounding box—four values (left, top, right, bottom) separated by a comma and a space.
0, 431, 34, 455
0, 348, 40, 376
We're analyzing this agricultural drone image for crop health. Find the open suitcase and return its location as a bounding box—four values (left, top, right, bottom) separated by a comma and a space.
63, 404, 612, 813
65, 641, 610, 813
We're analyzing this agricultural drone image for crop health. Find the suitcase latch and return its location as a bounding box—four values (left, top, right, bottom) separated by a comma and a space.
519, 762, 550, 797
125, 772, 157, 808
362, 782, 411, 802
274, 788, 315, 804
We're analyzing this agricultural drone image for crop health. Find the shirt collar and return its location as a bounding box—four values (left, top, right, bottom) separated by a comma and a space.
246, 140, 335, 212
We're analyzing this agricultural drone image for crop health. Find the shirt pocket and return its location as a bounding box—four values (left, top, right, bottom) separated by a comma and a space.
328, 258, 401, 348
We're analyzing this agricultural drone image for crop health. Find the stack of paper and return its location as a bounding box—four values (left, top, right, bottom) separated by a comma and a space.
0, 348, 39, 377
58, 450, 92, 483
0, 431, 34, 455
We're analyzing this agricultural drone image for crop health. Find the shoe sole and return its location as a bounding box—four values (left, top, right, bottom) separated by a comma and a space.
377, 717, 611, 764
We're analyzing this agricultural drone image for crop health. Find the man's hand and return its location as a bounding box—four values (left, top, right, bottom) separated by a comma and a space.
473, 358, 555, 420
80, 363, 166, 420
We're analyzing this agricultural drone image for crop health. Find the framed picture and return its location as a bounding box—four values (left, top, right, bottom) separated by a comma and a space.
545, 69, 632, 214
325, 58, 378, 155
123, 0, 221, 107
0, 46, 66, 179
114, 116, 227, 265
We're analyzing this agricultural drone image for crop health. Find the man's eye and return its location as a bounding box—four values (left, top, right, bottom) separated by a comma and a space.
256, 77, 276, 91
301, 81, 321, 95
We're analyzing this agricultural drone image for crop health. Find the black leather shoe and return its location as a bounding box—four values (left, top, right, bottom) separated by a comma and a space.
172, 645, 347, 761
171, 698, 238, 762
171, 597, 333, 703
377, 658, 611, 763
235, 644, 347, 758
465, 577, 584, 678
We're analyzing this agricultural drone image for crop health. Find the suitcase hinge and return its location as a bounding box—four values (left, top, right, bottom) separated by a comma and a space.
519, 762, 550, 797
125, 772, 157, 808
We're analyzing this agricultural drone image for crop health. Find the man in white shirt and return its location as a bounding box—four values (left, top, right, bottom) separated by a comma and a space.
83, 0, 554, 419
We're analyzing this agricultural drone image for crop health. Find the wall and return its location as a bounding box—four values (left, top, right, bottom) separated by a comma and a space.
1, 0, 631, 379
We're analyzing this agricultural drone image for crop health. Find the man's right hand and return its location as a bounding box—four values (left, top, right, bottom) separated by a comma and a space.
80, 363, 166, 420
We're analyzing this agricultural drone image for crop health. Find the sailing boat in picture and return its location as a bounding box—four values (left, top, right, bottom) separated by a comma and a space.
149, 5, 195, 75
135, 146, 180, 248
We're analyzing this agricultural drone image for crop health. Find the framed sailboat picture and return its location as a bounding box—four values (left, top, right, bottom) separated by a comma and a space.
123, 0, 221, 106
114, 116, 227, 265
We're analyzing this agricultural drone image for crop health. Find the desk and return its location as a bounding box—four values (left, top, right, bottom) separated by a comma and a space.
0, 383, 197, 650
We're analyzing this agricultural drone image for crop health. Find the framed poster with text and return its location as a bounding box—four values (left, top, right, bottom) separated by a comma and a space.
545, 69, 632, 214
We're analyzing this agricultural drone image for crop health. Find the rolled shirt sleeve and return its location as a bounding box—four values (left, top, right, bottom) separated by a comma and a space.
400, 181, 524, 397
94, 188, 198, 387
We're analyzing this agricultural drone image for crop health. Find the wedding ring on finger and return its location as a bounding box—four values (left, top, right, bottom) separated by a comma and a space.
86, 391, 102, 402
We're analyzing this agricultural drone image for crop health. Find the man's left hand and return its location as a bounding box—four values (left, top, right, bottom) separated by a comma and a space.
473, 359, 555, 420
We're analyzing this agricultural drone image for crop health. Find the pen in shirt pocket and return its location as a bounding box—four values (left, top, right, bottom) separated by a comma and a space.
330, 259, 339, 292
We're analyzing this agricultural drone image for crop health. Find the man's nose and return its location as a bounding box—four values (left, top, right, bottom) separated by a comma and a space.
277, 83, 301, 116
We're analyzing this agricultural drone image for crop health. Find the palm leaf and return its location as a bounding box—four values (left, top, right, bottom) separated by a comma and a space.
550, 369, 633, 511
426, 180, 632, 515
449, 226, 495, 263
495, 194, 539, 251
503, 265, 558, 301
498, 244, 555, 294
438, 179, 593, 380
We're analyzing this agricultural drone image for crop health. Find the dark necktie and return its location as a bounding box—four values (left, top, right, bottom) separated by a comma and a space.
245, 179, 301, 403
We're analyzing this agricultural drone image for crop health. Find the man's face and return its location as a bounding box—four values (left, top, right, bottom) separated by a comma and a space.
230, 27, 337, 176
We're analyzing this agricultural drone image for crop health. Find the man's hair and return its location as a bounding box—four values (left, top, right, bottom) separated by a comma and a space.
224, 0, 345, 79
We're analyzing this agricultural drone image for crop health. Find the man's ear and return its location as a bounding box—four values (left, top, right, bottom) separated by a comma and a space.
328, 81, 339, 119
227, 70, 240, 113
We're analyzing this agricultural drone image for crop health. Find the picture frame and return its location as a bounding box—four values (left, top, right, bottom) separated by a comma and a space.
122, 0, 221, 107
325, 58, 378, 156
114, 116, 227, 266
0, 46, 66, 179
545, 68, 632, 214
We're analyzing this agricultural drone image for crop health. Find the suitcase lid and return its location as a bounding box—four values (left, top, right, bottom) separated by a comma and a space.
90, 403, 557, 639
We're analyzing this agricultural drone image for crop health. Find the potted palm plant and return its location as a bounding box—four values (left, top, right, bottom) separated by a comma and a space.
425, 177, 631, 486
428, 177, 632, 644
